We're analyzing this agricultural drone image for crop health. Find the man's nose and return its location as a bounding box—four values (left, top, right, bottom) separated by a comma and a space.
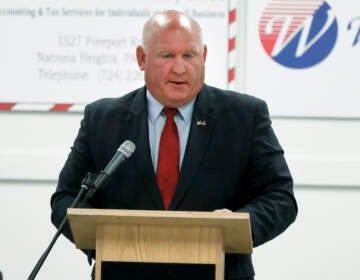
172, 58, 186, 74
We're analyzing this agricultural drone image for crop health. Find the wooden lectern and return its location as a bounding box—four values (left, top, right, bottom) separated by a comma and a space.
67, 209, 252, 280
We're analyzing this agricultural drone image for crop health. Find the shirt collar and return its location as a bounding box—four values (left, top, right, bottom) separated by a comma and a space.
147, 91, 163, 123
146, 90, 195, 124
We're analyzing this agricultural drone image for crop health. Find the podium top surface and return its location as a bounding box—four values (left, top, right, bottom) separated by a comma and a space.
67, 208, 253, 253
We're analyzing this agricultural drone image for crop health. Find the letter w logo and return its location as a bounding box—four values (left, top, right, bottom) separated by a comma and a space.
267, 9, 336, 57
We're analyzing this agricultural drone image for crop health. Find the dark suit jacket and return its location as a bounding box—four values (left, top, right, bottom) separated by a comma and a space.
51, 84, 297, 279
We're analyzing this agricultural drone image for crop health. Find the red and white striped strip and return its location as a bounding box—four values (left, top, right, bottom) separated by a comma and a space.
0, 102, 85, 112
228, 0, 237, 90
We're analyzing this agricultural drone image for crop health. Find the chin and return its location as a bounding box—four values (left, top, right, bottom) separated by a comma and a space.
168, 99, 192, 108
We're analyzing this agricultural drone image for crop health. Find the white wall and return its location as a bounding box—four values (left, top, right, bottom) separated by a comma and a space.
1, 111, 360, 279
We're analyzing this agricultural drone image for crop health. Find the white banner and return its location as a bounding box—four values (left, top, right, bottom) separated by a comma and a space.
0, 0, 229, 105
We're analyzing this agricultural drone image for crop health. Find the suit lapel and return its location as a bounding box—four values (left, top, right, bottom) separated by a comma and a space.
169, 86, 217, 210
127, 88, 164, 210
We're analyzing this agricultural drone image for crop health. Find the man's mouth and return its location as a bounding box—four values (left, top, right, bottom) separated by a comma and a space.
169, 81, 187, 85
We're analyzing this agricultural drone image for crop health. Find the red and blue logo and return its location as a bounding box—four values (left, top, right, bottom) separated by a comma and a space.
259, 0, 338, 69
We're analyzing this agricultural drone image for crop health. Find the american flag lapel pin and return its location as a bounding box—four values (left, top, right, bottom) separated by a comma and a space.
196, 120, 206, 126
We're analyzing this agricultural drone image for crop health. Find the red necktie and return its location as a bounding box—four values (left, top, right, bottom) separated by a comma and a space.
156, 107, 179, 209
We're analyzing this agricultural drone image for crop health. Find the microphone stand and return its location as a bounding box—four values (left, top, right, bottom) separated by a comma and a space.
27, 172, 100, 280
28, 140, 135, 279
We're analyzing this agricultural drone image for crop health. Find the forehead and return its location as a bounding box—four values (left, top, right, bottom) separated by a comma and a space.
152, 26, 201, 51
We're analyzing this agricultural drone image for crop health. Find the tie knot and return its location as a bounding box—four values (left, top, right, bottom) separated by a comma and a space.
163, 107, 177, 119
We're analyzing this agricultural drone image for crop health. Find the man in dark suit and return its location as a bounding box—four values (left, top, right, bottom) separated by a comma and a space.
51, 10, 297, 280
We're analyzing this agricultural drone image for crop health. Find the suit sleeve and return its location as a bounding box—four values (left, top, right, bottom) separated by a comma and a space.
238, 99, 297, 247
50, 104, 95, 243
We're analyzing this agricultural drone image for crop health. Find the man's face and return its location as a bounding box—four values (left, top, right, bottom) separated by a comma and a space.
137, 25, 207, 108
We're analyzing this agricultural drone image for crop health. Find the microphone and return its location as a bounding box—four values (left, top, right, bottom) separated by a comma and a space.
82, 140, 136, 202
103, 140, 136, 177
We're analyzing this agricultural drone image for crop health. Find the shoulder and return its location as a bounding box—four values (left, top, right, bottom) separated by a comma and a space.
88, 87, 143, 110
84, 87, 145, 119
204, 84, 267, 114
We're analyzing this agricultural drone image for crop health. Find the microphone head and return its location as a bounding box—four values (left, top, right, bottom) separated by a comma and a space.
119, 140, 136, 158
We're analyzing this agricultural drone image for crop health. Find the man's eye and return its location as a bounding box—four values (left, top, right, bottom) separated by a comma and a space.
184, 53, 195, 59
162, 54, 173, 58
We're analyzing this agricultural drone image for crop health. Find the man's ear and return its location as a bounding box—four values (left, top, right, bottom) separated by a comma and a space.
203, 44, 208, 63
136, 46, 146, 70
